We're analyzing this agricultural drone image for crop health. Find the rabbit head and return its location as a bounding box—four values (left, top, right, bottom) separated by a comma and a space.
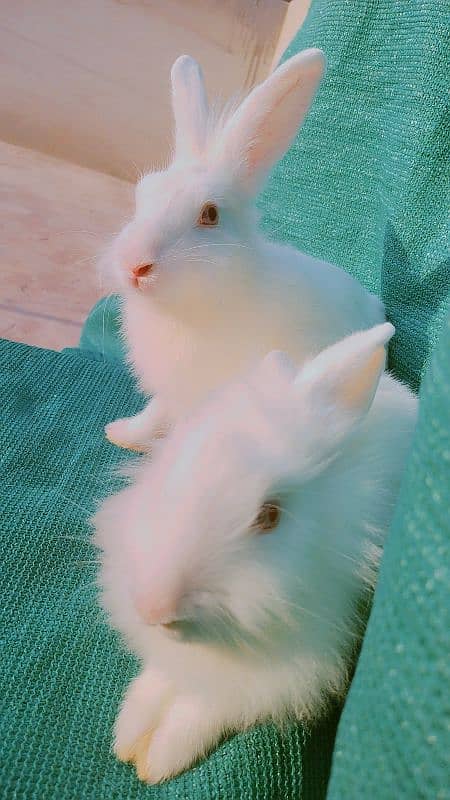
95, 324, 395, 658
103, 50, 325, 321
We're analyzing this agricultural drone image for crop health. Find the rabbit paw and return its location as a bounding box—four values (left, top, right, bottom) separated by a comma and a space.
105, 417, 150, 452
113, 671, 170, 763
131, 696, 219, 784
105, 399, 168, 452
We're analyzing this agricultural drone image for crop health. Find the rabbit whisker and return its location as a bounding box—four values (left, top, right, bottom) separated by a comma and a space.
56, 533, 92, 543
281, 598, 359, 640
49, 493, 94, 516
101, 292, 114, 362
277, 505, 361, 567
176, 243, 250, 254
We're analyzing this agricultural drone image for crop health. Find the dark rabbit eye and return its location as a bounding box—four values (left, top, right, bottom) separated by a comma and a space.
252, 500, 281, 533
198, 201, 219, 227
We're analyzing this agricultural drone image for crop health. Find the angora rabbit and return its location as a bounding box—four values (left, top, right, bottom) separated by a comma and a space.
93, 323, 417, 783
102, 49, 385, 451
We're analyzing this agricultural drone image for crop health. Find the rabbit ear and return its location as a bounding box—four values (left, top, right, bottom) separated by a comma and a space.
217, 48, 325, 193
171, 55, 209, 160
258, 350, 297, 384
296, 323, 394, 427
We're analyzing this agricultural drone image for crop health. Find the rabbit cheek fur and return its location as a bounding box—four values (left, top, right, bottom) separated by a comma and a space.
93, 324, 417, 784
103, 50, 385, 449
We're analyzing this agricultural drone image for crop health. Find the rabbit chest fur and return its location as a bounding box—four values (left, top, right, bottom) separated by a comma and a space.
93, 323, 417, 784
102, 50, 384, 450
122, 240, 384, 420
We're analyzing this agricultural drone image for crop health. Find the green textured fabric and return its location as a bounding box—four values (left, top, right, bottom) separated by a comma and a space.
0, 338, 338, 800
258, 0, 450, 391
5, 0, 450, 797
327, 308, 450, 798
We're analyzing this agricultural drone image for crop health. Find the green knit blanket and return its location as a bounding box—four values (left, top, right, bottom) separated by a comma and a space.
0, 340, 337, 799
3, 0, 449, 797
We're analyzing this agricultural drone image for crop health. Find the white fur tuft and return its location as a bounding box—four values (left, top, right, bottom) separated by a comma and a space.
93, 328, 417, 783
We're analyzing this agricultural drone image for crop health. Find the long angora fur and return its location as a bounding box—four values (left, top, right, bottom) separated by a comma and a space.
93, 323, 417, 784
102, 50, 385, 451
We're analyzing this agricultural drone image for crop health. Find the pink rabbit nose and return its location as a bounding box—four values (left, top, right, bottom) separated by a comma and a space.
134, 592, 179, 626
130, 263, 154, 287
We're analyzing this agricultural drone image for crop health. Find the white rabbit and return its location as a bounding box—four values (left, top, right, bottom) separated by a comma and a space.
102, 49, 385, 451
93, 322, 417, 784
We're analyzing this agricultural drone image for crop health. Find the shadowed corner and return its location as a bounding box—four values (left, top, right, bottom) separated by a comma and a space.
382, 221, 450, 393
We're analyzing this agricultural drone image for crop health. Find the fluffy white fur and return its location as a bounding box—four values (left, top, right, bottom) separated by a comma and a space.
102, 50, 385, 450
93, 323, 417, 784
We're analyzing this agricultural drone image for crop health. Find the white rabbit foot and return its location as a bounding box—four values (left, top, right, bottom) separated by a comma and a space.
105, 399, 168, 452
119, 692, 221, 784
113, 671, 171, 764
105, 418, 150, 452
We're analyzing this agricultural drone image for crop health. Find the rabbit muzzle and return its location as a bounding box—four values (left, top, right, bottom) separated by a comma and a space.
130, 262, 155, 288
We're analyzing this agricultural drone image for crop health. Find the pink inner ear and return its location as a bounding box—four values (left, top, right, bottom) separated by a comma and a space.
227, 51, 325, 190
339, 347, 386, 410
246, 75, 315, 178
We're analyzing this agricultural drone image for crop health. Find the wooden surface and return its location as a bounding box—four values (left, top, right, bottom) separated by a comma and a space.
0, 0, 286, 180
272, 0, 311, 67
0, 140, 133, 350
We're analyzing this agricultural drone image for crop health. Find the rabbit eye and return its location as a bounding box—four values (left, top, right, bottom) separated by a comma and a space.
252, 500, 281, 533
198, 201, 219, 227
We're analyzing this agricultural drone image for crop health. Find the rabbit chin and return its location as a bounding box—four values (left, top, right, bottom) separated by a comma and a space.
98, 539, 357, 727
97, 553, 352, 724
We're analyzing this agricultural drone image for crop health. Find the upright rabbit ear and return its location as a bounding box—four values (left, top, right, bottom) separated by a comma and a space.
217, 48, 325, 193
171, 55, 209, 160
296, 323, 394, 431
